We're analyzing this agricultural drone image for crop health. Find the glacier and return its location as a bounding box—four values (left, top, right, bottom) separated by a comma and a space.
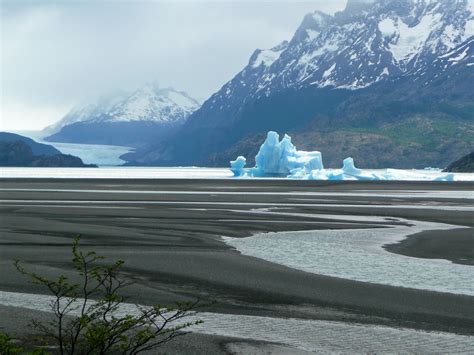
230, 131, 458, 181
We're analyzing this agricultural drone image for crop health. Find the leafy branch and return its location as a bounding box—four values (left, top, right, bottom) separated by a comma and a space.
14, 236, 203, 354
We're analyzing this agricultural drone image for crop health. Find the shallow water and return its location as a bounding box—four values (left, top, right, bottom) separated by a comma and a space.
0, 188, 473, 200
1, 290, 473, 353
223, 219, 474, 296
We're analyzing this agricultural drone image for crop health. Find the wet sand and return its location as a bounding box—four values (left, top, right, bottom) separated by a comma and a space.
0, 178, 473, 352
385, 228, 474, 265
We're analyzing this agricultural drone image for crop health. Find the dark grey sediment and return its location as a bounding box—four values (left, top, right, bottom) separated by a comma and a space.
385, 228, 474, 265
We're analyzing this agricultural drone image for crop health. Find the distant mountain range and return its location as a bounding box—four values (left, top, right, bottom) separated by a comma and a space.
125, 0, 473, 168
44, 84, 200, 147
0, 132, 95, 167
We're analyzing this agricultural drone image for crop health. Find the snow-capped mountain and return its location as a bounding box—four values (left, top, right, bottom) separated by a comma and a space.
129, 0, 473, 168
46, 84, 199, 134
108, 85, 198, 123
45, 84, 200, 147
205, 0, 472, 110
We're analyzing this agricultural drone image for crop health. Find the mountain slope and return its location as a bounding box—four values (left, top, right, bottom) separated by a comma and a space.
443, 152, 474, 172
0, 132, 60, 156
45, 84, 200, 147
128, 0, 474, 168
0, 132, 95, 167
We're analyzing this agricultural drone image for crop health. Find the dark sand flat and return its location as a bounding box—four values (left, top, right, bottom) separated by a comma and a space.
385, 228, 474, 265
0, 178, 473, 348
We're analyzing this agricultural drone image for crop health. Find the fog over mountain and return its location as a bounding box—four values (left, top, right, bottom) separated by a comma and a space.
1, 0, 346, 131
44, 84, 200, 147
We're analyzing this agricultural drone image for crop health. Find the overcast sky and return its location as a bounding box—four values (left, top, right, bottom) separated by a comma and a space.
1, 0, 347, 131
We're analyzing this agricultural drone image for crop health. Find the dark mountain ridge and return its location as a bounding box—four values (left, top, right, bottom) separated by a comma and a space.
0, 132, 60, 156
0, 132, 96, 167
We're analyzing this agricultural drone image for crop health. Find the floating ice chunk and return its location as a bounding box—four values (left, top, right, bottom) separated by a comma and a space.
308, 169, 330, 180
342, 157, 362, 175
434, 173, 455, 182
289, 151, 324, 171
230, 156, 247, 177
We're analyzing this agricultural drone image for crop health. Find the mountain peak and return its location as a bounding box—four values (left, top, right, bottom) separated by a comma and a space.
249, 41, 289, 69
237, 0, 473, 94
45, 84, 200, 134
291, 11, 333, 44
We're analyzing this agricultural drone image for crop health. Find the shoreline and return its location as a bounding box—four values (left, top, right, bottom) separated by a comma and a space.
222, 218, 474, 296
385, 227, 474, 265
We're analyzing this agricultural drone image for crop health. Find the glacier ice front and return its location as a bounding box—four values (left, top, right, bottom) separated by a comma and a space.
230, 131, 458, 181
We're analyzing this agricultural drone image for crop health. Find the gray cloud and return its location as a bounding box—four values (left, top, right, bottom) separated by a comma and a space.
1, 0, 347, 130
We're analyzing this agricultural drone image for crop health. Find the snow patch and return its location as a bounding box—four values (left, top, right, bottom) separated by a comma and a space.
387, 13, 442, 62
463, 18, 474, 41
448, 46, 469, 63
306, 29, 318, 41
322, 63, 336, 78
379, 18, 397, 38
298, 41, 339, 65
312, 11, 325, 25
252, 47, 285, 68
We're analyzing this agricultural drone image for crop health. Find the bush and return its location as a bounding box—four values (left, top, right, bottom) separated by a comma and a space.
14, 237, 202, 354
0, 332, 24, 354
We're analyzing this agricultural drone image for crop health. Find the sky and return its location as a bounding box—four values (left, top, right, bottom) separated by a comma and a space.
0, 0, 347, 131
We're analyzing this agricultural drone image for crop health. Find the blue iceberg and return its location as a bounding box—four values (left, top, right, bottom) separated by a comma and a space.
230, 131, 460, 181
231, 131, 323, 177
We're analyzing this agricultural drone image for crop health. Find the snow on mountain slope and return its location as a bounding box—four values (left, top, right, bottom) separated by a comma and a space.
251, 41, 288, 68
46, 84, 200, 134
44, 91, 128, 134
107, 84, 199, 123
202, 0, 473, 116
